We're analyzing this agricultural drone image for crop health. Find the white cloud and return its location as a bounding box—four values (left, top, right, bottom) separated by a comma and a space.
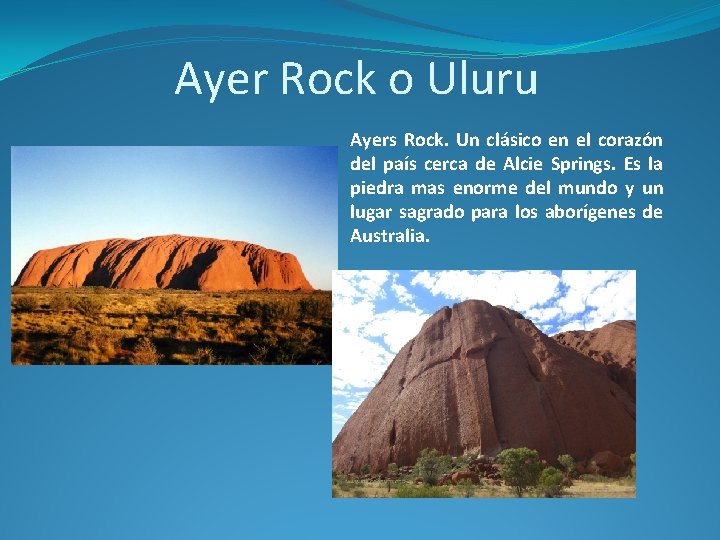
363, 308, 429, 353
557, 270, 635, 329
557, 270, 618, 316
332, 296, 376, 333
411, 270, 560, 312
554, 320, 586, 333
390, 274, 416, 307
583, 271, 636, 327
333, 270, 391, 300
336, 391, 370, 414
524, 306, 562, 323
332, 329, 393, 389
332, 271, 429, 390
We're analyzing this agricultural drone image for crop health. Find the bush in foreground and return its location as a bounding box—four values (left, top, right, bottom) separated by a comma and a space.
558, 454, 576, 478
415, 448, 452, 486
538, 466, 566, 498
497, 447, 543, 498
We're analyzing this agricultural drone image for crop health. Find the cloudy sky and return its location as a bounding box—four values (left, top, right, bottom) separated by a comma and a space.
11, 146, 336, 289
332, 270, 636, 440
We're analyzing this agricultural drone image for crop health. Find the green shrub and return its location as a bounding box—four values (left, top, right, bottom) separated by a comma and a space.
558, 454, 576, 477
395, 485, 451, 498
274, 336, 306, 365
352, 488, 365, 498
156, 297, 186, 317
75, 295, 104, 316
497, 447, 543, 497
49, 294, 70, 312
414, 448, 452, 486
237, 300, 262, 319
360, 464, 371, 475
453, 455, 470, 470
538, 466, 565, 498
335, 476, 351, 491
235, 299, 296, 323
457, 478, 477, 498
298, 297, 331, 319
13, 295, 39, 313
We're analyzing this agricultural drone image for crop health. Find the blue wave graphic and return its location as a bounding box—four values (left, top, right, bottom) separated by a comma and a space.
2, 1, 720, 81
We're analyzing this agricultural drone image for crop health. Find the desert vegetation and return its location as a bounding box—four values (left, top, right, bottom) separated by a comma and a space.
331, 447, 636, 499
11, 287, 331, 365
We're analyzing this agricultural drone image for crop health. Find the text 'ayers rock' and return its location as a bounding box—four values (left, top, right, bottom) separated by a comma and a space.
332, 300, 635, 473
14, 234, 313, 291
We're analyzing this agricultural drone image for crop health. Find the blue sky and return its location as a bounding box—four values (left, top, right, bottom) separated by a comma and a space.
332, 270, 636, 440
11, 146, 337, 289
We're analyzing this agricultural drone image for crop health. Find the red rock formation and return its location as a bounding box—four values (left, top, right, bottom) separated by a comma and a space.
553, 321, 636, 400
14, 235, 313, 291
332, 300, 635, 474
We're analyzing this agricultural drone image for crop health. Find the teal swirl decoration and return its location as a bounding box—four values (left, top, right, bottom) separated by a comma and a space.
2, 1, 720, 80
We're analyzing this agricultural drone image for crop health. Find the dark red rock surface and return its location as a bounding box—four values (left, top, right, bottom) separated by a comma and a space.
14, 234, 313, 291
553, 321, 636, 400
332, 300, 635, 473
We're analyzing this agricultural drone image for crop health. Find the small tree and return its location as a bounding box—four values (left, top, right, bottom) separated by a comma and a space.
558, 454, 576, 477
415, 448, 452, 486
538, 466, 565, 498
497, 447, 543, 497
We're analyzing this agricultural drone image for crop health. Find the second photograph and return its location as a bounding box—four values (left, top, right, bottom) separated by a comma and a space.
332, 270, 636, 498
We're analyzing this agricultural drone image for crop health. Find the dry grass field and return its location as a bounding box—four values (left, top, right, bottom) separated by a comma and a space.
332, 477, 635, 499
11, 287, 331, 365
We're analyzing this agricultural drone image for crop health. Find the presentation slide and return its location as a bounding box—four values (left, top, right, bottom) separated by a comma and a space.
2, 1, 718, 538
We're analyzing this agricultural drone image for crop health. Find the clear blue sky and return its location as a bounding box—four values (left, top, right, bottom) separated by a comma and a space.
11, 146, 337, 289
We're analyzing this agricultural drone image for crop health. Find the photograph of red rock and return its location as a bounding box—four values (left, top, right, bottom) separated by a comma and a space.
332, 270, 636, 498
11, 146, 335, 365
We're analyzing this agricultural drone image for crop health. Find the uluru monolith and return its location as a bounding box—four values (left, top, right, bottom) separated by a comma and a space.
332, 300, 635, 474
14, 234, 313, 291
553, 321, 636, 400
